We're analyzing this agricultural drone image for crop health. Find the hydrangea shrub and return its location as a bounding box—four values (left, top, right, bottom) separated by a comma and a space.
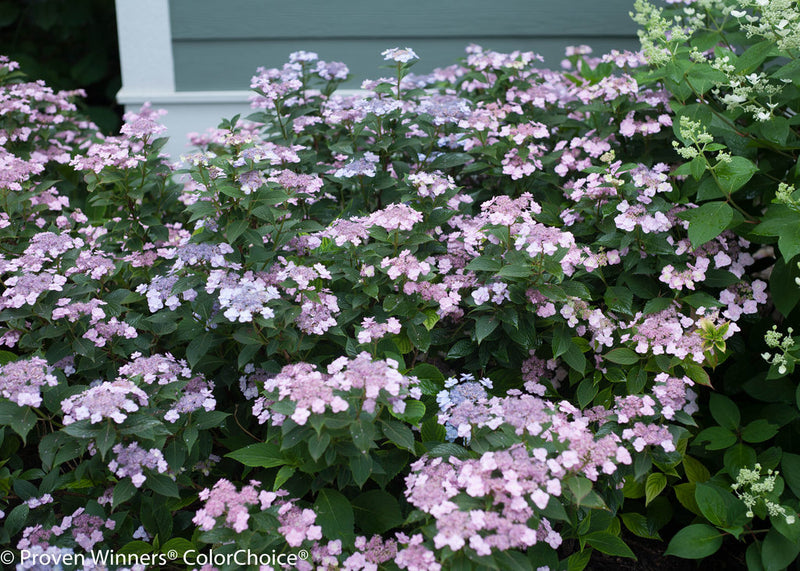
0, 0, 798, 568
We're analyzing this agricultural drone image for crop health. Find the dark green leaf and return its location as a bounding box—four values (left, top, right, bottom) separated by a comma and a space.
645, 473, 667, 506
146, 473, 180, 498
314, 488, 354, 543
684, 202, 734, 247
709, 393, 740, 430
475, 315, 499, 344
664, 524, 723, 559
762, 528, 800, 571
605, 348, 640, 365
352, 490, 403, 534
741, 419, 778, 443
584, 532, 636, 559
380, 418, 415, 452
225, 443, 288, 468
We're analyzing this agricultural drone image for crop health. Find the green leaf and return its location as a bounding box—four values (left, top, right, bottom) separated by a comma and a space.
675, 483, 701, 516
0, 350, 16, 365
709, 393, 740, 430
350, 418, 376, 453
584, 532, 636, 559
113, 479, 137, 509
0, 401, 37, 442
391, 399, 425, 425
447, 339, 473, 359
781, 453, 800, 498
604, 286, 633, 315
497, 262, 531, 278
772, 512, 800, 543
604, 347, 640, 365
422, 309, 439, 331
694, 426, 737, 450
352, 490, 403, 534
160, 538, 195, 558
762, 528, 800, 571
225, 443, 288, 468
4, 503, 29, 537
405, 322, 431, 352
684, 362, 712, 387
349, 454, 372, 487
685, 202, 734, 248
621, 513, 661, 540
715, 156, 758, 196
645, 473, 667, 506
566, 548, 592, 571
314, 488, 355, 543
644, 297, 673, 314
429, 152, 472, 170
465, 256, 502, 272
146, 473, 180, 498
683, 456, 710, 484
185, 332, 214, 368
664, 524, 723, 559
759, 116, 790, 145
769, 257, 800, 317
409, 364, 445, 396
226, 219, 249, 242
380, 418, 415, 452
475, 315, 499, 344
773, 58, 800, 85
735, 40, 775, 73
307, 431, 331, 461
695, 483, 731, 527
724, 443, 757, 477
273, 466, 295, 490
95, 421, 116, 460
576, 379, 597, 409
118, 541, 154, 556
741, 419, 778, 443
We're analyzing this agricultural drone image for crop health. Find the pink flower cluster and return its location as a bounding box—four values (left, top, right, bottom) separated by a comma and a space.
108, 442, 168, 488
405, 448, 563, 555
205, 269, 281, 322
0, 356, 58, 407
251, 353, 419, 426
357, 316, 402, 344
193, 479, 275, 533
61, 380, 148, 425
18, 508, 115, 552
193, 479, 323, 544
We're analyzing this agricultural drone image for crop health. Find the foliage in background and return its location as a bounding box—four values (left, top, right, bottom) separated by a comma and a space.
0, 0, 121, 133
630, 0, 800, 568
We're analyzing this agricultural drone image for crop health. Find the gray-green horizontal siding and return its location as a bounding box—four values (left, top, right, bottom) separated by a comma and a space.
169, 0, 639, 92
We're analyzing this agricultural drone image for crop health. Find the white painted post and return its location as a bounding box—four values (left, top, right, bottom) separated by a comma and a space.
114, 0, 252, 160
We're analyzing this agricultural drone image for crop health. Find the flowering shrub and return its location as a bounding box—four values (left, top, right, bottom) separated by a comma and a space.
0, 0, 798, 568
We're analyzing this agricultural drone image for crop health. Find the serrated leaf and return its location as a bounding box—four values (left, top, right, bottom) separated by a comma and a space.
352, 490, 403, 534
475, 315, 499, 344
380, 418, 415, 452
273, 466, 295, 490
585, 532, 636, 559
683, 455, 710, 483
225, 443, 288, 468
645, 473, 667, 506
314, 488, 354, 543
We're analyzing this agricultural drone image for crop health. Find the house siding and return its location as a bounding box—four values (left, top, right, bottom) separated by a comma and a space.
168, 0, 639, 92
